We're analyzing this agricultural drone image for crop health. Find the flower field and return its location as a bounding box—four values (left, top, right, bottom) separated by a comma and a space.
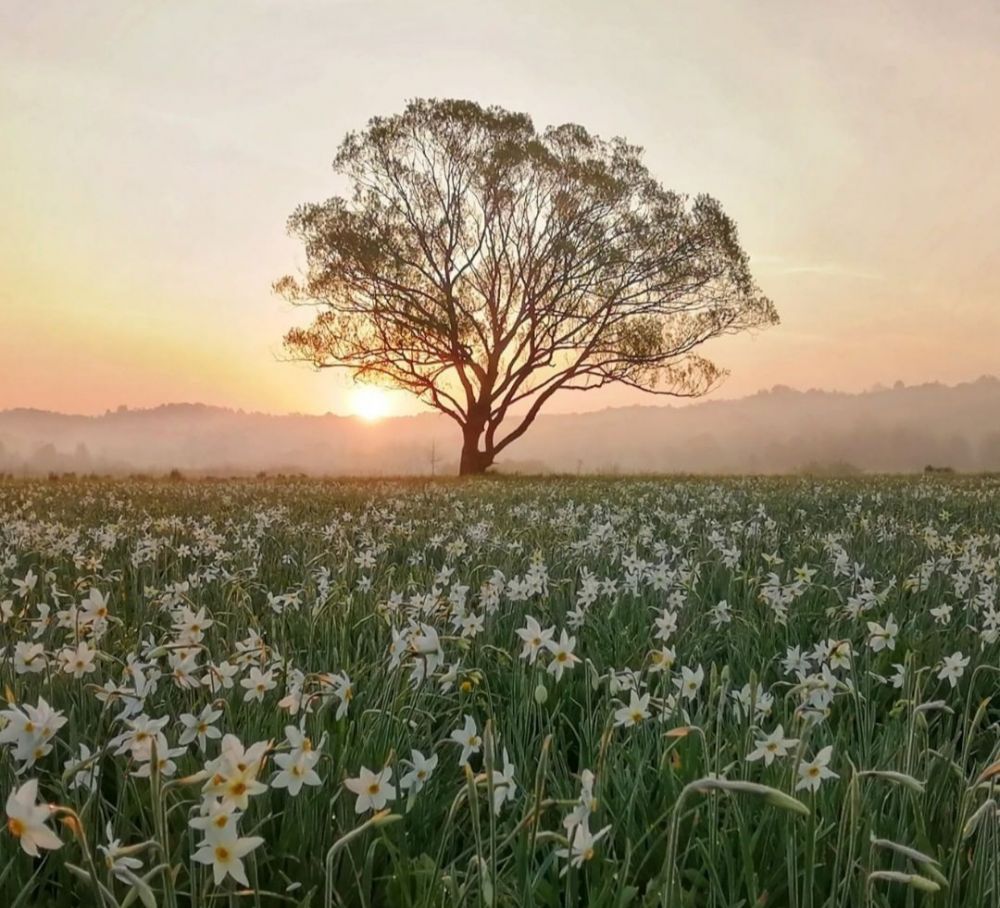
2, 475, 1000, 907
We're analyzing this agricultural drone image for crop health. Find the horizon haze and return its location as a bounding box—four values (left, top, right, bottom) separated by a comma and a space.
3, 375, 998, 477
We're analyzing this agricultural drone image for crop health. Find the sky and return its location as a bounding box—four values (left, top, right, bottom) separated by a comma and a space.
2, 0, 998, 418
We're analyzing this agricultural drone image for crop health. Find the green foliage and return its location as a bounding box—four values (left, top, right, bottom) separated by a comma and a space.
1, 475, 999, 907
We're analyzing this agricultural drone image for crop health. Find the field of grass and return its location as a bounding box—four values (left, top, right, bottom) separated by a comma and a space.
2, 475, 1000, 907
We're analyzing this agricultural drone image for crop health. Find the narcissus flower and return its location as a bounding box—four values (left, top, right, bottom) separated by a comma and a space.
345, 765, 395, 813
4, 779, 62, 857
796, 746, 838, 792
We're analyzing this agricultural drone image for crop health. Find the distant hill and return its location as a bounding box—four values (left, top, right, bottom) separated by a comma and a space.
2, 377, 999, 476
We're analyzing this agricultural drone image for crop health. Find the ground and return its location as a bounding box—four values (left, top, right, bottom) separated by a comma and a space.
1, 475, 999, 906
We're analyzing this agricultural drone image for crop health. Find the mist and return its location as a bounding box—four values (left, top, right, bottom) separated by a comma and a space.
1, 377, 998, 477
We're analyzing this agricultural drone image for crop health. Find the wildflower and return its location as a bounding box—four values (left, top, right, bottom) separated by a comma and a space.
240, 666, 276, 703
13, 569, 38, 599
65, 743, 100, 792
202, 660, 240, 693
930, 603, 953, 625
731, 682, 773, 720
271, 748, 321, 796
13, 641, 46, 675
450, 715, 482, 765
271, 728, 322, 796
202, 735, 270, 809
516, 616, 554, 664
409, 623, 445, 679
782, 645, 811, 676
99, 823, 143, 882
675, 664, 705, 700
189, 800, 240, 837
828, 641, 852, 671
400, 749, 438, 794
0, 697, 67, 770
439, 661, 461, 693
193, 828, 264, 886
796, 746, 838, 792
654, 608, 679, 641
746, 725, 799, 766
326, 671, 354, 719
344, 766, 395, 814
4, 779, 62, 857
867, 615, 899, 652
564, 770, 598, 831
556, 820, 612, 870
491, 748, 517, 815
614, 691, 651, 728
648, 645, 676, 673
179, 705, 223, 751
545, 630, 580, 681
937, 651, 969, 688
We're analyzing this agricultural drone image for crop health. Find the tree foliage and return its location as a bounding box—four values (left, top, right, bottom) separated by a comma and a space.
277, 98, 777, 473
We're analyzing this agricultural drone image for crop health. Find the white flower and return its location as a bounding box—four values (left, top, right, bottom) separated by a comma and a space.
65, 743, 100, 792
746, 725, 799, 766
937, 651, 969, 688
4, 779, 62, 857
648, 646, 675, 673
545, 630, 580, 681
555, 820, 612, 870
179, 705, 223, 751
58, 641, 98, 679
796, 746, 838, 792
674, 665, 704, 700
14, 641, 47, 674
867, 615, 898, 652
491, 748, 517, 815
400, 749, 438, 794
271, 749, 321, 796
654, 608, 679, 642
192, 828, 264, 886
614, 691, 651, 728
516, 616, 554, 664
240, 666, 276, 702
344, 766, 395, 814
450, 715, 482, 765
99, 823, 143, 882
202, 735, 270, 808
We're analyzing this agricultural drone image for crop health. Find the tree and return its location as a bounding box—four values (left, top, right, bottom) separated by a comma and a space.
277, 99, 778, 474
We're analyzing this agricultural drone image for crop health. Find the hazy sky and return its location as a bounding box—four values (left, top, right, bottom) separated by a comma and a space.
2, 1, 998, 417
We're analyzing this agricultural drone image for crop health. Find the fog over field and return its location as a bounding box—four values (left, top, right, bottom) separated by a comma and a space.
2, 376, 998, 477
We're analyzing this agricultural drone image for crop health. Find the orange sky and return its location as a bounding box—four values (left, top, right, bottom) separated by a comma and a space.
2, 1, 998, 418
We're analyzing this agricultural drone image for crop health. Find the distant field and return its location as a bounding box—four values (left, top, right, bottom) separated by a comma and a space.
2, 476, 1000, 906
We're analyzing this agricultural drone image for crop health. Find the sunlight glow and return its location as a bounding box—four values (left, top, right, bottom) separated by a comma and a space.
350, 386, 391, 422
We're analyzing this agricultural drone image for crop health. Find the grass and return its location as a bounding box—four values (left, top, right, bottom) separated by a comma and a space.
1, 474, 999, 906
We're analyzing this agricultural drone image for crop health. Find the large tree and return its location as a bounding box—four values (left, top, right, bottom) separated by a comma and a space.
277, 99, 777, 474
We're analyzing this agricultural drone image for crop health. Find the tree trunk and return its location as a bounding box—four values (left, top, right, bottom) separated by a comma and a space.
459, 424, 493, 476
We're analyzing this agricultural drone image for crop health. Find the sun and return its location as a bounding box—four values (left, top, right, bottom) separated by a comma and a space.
350, 386, 391, 422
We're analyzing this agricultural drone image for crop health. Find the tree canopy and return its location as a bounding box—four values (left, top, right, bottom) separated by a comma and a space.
277, 98, 777, 473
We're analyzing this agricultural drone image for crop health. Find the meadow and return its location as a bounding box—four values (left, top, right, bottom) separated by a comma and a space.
2, 474, 1000, 907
